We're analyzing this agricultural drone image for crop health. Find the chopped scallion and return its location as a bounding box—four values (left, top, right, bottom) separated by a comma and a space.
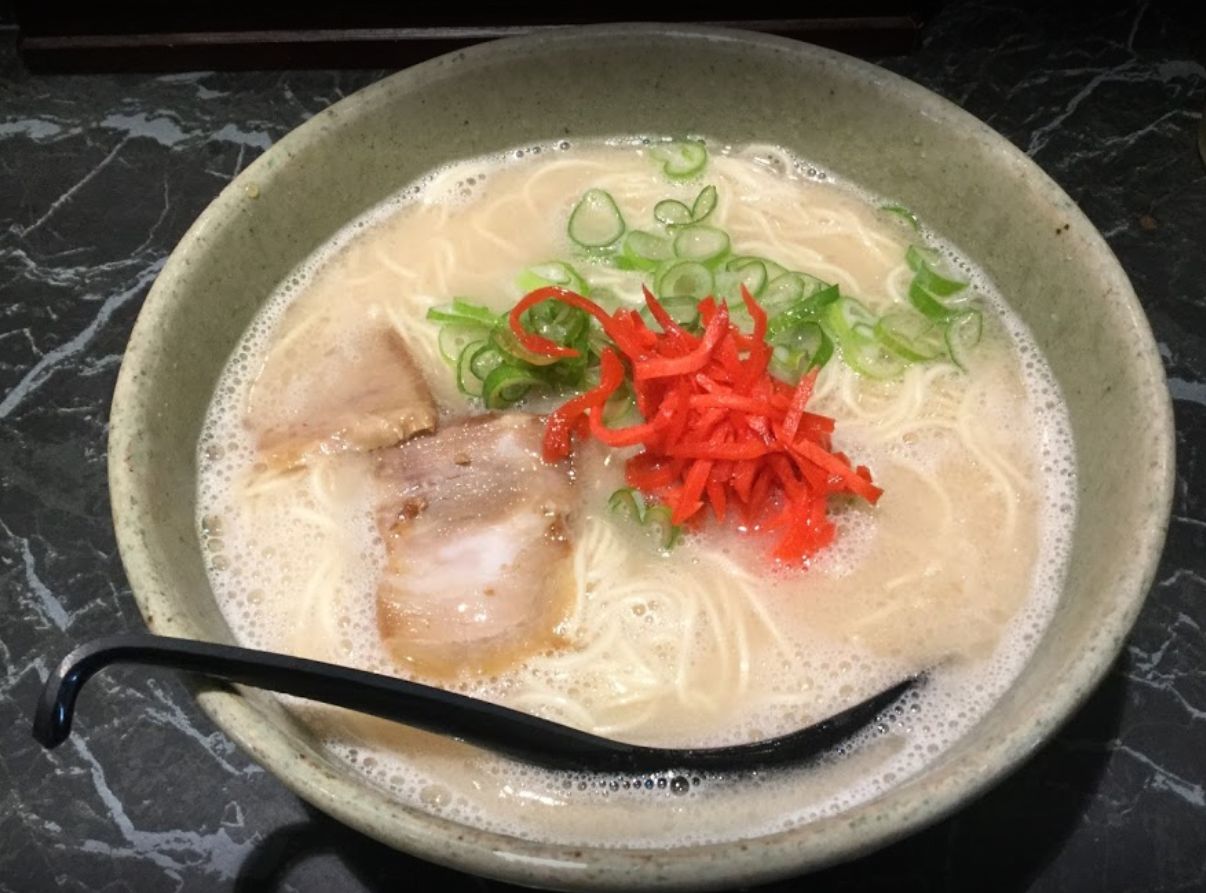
482, 364, 543, 409
881, 204, 920, 231
622, 230, 674, 270
517, 261, 588, 295
652, 140, 708, 179
691, 184, 718, 222
609, 487, 682, 550
438, 323, 490, 364
945, 310, 983, 371
654, 198, 693, 227
656, 259, 713, 300
568, 188, 625, 248
672, 224, 730, 265
876, 310, 946, 362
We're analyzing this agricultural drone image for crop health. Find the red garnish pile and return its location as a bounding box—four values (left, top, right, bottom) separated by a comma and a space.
508, 285, 882, 563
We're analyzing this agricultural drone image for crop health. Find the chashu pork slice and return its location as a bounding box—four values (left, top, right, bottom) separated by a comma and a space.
248, 318, 437, 471
374, 413, 577, 678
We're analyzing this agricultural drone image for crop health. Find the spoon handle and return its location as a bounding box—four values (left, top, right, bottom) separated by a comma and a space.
34, 633, 918, 773
33, 633, 634, 769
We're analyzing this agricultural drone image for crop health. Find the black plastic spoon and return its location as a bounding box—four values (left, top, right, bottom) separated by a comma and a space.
34, 633, 920, 774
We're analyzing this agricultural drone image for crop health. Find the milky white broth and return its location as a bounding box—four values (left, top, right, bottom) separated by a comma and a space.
196, 141, 1075, 845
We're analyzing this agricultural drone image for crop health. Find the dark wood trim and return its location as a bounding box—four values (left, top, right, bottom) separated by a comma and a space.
18, 18, 920, 71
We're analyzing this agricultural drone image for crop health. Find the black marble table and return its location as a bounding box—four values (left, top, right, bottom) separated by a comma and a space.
2, 4, 1204, 891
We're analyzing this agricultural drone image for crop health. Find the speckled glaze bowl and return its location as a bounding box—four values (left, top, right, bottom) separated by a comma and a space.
108, 24, 1174, 890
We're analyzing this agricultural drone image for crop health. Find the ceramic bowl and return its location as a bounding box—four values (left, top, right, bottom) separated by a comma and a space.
108, 24, 1174, 890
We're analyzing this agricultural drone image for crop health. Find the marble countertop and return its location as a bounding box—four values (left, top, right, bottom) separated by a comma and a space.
2, 4, 1203, 891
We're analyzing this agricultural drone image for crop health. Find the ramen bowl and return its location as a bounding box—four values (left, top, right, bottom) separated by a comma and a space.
108, 24, 1174, 890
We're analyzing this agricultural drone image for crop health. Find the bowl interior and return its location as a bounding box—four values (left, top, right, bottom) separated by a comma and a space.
108, 25, 1173, 890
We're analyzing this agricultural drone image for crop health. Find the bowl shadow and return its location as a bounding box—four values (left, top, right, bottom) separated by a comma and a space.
757, 652, 1129, 892
233, 655, 1128, 892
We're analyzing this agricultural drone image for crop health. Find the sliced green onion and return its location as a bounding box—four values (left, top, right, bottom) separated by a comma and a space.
427, 299, 499, 327
876, 310, 946, 362
672, 225, 730, 265
797, 272, 830, 299
453, 298, 500, 324
656, 259, 713, 300
716, 260, 767, 302
945, 310, 984, 371
762, 272, 831, 315
907, 279, 959, 324
691, 185, 718, 222
482, 364, 543, 409
652, 140, 708, 179
770, 321, 833, 380
608, 488, 681, 549
587, 286, 622, 309
641, 505, 682, 550
491, 326, 562, 367
802, 292, 844, 328
544, 352, 591, 389
903, 244, 974, 325
662, 295, 702, 329
768, 283, 840, 337
914, 264, 969, 299
470, 344, 507, 379
517, 261, 588, 295
881, 204, 920, 231
622, 230, 674, 270
905, 244, 940, 272
438, 323, 490, 364
521, 296, 590, 345
727, 255, 787, 281
805, 324, 835, 371
905, 245, 967, 297
839, 337, 908, 379
824, 296, 905, 379
426, 306, 464, 325
825, 296, 878, 340
761, 273, 805, 314
654, 199, 693, 227
569, 188, 625, 248
641, 294, 701, 332
770, 345, 800, 381
456, 340, 487, 397
602, 382, 639, 426
608, 486, 646, 520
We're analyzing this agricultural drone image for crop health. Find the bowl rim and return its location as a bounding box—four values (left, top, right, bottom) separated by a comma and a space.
107, 22, 1175, 890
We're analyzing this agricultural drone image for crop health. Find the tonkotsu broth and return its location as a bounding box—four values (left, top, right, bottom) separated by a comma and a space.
197, 141, 1075, 845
